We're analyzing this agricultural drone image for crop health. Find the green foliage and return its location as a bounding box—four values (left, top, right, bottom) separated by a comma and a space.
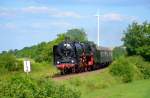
15, 59, 24, 71
65, 28, 87, 42
68, 78, 83, 87
128, 56, 150, 79
0, 54, 22, 72
112, 46, 127, 60
122, 21, 150, 61
0, 75, 81, 98
0, 28, 88, 63
109, 56, 150, 83
4, 33, 66, 63
109, 56, 135, 83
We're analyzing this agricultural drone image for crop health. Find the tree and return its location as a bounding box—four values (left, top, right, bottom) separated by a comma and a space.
34, 34, 65, 63
122, 21, 150, 61
113, 46, 127, 60
65, 28, 87, 42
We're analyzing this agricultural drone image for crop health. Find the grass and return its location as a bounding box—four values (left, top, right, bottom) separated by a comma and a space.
1, 58, 150, 98
56, 68, 150, 98
57, 69, 120, 98
28, 62, 58, 78
82, 79, 150, 98
0, 60, 59, 80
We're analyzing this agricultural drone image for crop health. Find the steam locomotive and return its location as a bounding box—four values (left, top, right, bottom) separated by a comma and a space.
53, 40, 112, 74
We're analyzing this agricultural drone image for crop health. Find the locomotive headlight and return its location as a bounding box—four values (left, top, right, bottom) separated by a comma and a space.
57, 61, 60, 64
64, 43, 71, 49
71, 60, 74, 63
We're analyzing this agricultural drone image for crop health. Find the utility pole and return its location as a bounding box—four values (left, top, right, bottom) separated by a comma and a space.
95, 9, 100, 47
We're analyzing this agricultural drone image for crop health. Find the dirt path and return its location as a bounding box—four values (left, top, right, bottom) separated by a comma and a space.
52, 69, 105, 81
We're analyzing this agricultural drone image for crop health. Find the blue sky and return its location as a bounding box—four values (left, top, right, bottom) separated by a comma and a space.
0, 0, 150, 52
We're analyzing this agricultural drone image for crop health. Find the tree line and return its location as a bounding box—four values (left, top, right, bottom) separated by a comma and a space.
0, 21, 150, 72
0, 28, 87, 72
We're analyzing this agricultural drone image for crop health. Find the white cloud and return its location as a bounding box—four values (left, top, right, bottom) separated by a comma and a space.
27, 20, 74, 30
21, 6, 81, 18
100, 12, 138, 22
0, 8, 16, 18
21, 6, 56, 13
0, 23, 17, 30
53, 11, 81, 18
51, 21, 73, 28
0, 6, 82, 19
101, 13, 123, 21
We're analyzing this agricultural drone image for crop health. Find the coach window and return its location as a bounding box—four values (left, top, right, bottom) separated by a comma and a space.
104, 51, 106, 56
100, 51, 103, 56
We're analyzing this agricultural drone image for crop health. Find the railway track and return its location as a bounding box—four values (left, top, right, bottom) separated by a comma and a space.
52, 68, 105, 81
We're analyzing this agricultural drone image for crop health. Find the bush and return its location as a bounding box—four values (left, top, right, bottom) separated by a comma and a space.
0, 75, 81, 98
109, 56, 150, 83
109, 56, 135, 83
16, 59, 24, 71
0, 54, 17, 71
0, 54, 23, 73
139, 63, 150, 79
128, 56, 150, 79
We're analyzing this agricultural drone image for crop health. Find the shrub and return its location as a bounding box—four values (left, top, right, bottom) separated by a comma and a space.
128, 56, 150, 79
0, 54, 23, 73
109, 56, 150, 83
0, 75, 81, 98
16, 59, 24, 71
109, 56, 134, 83
139, 62, 150, 79
0, 54, 17, 71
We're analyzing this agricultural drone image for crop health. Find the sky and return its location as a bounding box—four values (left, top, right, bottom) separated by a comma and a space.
0, 0, 150, 52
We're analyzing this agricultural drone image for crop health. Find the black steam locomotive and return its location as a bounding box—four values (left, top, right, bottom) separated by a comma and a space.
53, 40, 112, 74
